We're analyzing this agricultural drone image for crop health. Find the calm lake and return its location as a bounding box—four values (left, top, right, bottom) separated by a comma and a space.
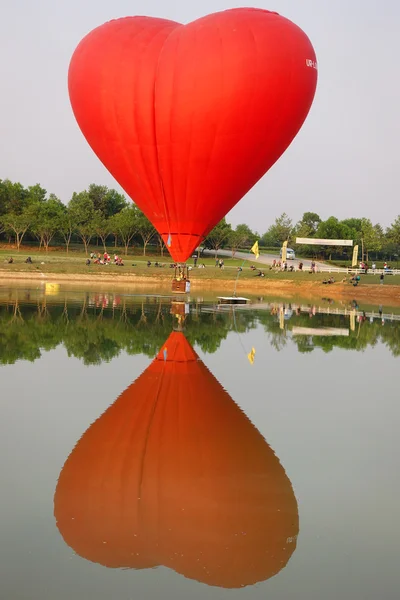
0, 285, 399, 600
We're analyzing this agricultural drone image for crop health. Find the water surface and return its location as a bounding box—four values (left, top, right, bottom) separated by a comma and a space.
0, 287, 399, 599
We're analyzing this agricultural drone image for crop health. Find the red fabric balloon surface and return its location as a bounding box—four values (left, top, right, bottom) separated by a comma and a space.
54, 332, 298, 588
69, 8, 317, 262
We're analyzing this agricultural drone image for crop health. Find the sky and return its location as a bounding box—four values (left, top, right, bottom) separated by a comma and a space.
1, 0, 399, 233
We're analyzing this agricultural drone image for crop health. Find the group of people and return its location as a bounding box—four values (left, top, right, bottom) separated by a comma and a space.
270, 259, 305, 272
5, 256, 33, 264
88, 252, 124, 266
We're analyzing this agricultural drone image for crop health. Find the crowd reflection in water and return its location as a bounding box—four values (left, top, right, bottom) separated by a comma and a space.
54, 331, 298, 589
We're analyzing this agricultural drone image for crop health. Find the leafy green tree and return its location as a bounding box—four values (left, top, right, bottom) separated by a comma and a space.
110, 205, 139, 254
204, 218, 232, 257
136, 210, 156, 255
27, 184, 47, 205
300, 212, 321, 235
387, 216, 400, 248
0, 180, 7, 216
260, 229, 279, 248
157, 233, 167, 257
294, 212, 321, 247
2, 204, 37, 250
360, 218, 382, 261
58, 206, 76, 253
315, 217, 350, 260
87, 184, 127, 218
93, 212, 111, 252
31, 194, 65, 251
341, 218, 362, 246
68, 191, 96, 254
262, 213, 293, 246
0, 179, 29, 215
316, 216, 343, 239
227, 224, 254, 257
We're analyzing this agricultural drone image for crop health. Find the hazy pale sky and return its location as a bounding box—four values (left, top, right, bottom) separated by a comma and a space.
1, 0, 399, 232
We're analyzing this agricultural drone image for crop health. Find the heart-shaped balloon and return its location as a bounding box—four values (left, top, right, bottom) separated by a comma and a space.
69, 8, 317, 261
54, 332, 298, 588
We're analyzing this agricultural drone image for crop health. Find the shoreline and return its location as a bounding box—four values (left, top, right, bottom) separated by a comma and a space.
1, 269, 400, 306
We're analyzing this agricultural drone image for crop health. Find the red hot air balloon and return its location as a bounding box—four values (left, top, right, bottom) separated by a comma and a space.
68, 8, 317, 263
54, 332, 298, 589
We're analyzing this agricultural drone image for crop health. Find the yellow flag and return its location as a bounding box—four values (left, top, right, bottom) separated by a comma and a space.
352, 245, 359, 267
350, 311, 356, 332
281, 240, 288, 263
247, 347, 256, 365
279, 307, 285, 330
251, 241, 259, 259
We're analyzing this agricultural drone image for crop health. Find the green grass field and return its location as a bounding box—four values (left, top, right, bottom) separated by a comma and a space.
1, 247, 400, 286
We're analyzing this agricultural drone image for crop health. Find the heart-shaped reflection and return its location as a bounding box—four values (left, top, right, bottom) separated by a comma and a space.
69, 8, 317, 261
54, 332, 298, 588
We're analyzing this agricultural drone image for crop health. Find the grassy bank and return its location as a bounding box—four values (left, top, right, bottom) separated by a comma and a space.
2, 248, 400, 308
1, 248, 400, 285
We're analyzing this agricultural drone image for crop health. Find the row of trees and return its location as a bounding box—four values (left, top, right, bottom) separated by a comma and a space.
258, 212, 400, 261
0, 180, 163, 254
206, 211, 400, 261
1, 179, 400, 260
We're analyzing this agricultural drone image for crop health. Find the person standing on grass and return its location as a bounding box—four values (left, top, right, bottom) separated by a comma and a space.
380, 273, 384, 285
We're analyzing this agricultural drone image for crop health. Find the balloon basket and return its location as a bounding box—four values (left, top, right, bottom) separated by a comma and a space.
172, 265, 190, 294
170, 300, 190, 331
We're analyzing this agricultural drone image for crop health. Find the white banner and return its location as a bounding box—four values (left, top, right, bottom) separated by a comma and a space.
292, 327, 350, 337
296, 238, 353, 247
281, 240, 288, 262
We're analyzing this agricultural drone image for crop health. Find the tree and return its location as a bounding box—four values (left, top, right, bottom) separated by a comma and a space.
387, 216, 400, 247
157, 233, 167, 257
111, 206, 139, 255
87, 184, 127, 218
204, 218, 232, 257
341, 218, 362, 246
93, 212, 111, 252
0, 179, 29, 215
315, 217, 344, 260
31, 195, 65, 251
27, 184, 47, 205
68, 192, 96, 254
2, 205, 36, 250
262, 213, 293, 247
294, 212, 321, 241
300, 212, 321, 235
316, 216, 343, 240
59, 206, 76, 253
360, 218, 382, 261
136, 211, 156, 255
227, 224, 254, 257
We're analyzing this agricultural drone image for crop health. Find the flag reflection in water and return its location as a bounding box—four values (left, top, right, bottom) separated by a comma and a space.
54, 332, 298, 588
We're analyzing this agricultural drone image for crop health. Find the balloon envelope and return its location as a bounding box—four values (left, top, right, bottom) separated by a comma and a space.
54, 332, 298, 588
69, 8, 317, 262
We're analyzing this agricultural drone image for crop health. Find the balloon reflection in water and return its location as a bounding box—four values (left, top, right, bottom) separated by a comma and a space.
54, 332, 298, 588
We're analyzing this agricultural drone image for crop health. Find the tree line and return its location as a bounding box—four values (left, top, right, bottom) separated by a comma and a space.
1, 179, 400, 260
0, 180, 164, 255
206, 212, 400, 262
